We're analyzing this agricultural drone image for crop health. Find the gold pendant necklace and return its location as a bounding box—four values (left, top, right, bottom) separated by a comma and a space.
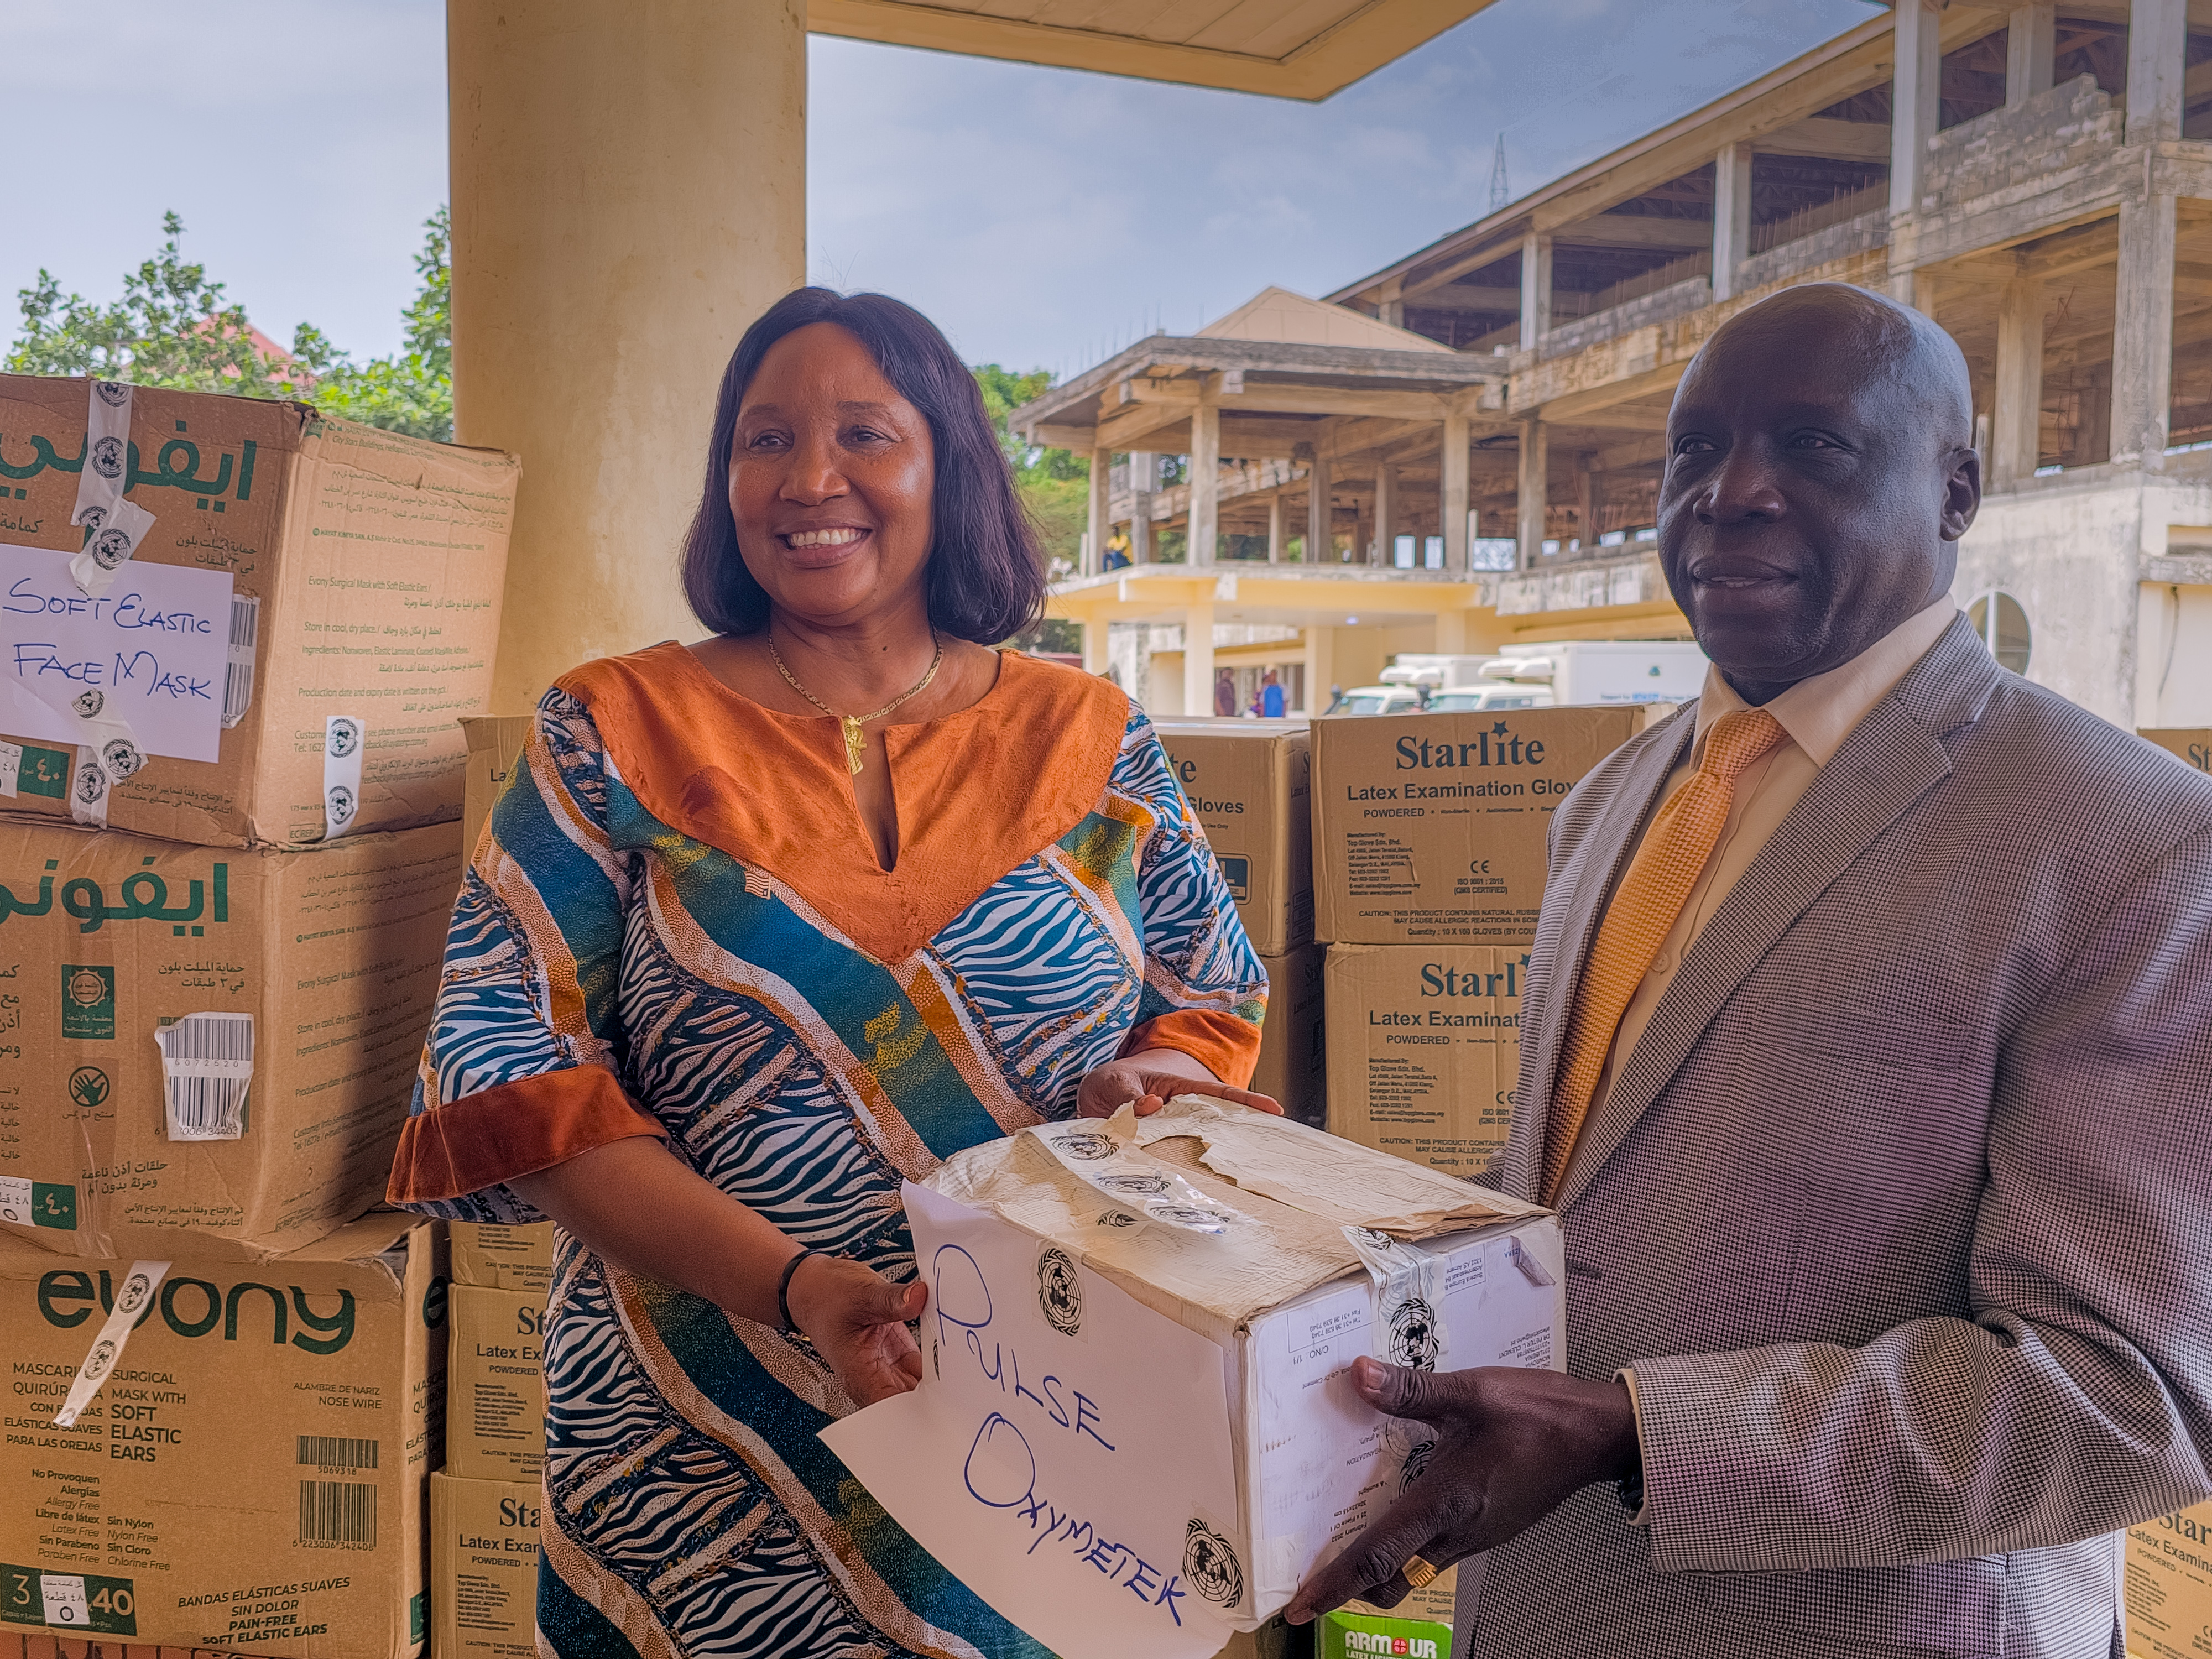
766, 628, 945, 776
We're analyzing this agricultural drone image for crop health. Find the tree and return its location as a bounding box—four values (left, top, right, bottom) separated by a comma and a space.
972, 361, 1089, 572
972, 363, 1087, 656
7, 212, 285, 394
7, 208, 454, 442
293, 208, 452, 441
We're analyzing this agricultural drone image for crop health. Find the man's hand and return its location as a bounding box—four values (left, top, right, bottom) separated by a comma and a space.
1286, 1358, 1641, 1625
1077, 1046, 1280, 1119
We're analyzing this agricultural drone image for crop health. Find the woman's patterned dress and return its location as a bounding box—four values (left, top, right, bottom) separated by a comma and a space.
389, 645, 1266, 1659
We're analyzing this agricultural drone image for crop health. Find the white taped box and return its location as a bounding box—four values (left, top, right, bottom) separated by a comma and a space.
821, 1099, 1563, 1657
0, 375, 518, 848
0, 811, 462, 1260
0, 1211, 446, 1657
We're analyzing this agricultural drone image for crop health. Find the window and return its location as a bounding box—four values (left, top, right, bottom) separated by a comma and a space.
1968, 591, 2031, 674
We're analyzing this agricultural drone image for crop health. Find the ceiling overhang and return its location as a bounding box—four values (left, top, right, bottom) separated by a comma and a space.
808, 0, 1506, 100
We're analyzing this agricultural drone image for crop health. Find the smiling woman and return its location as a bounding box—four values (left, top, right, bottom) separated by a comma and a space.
385, 289, 1277, 1658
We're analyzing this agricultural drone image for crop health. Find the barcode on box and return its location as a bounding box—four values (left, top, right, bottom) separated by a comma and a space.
155, 1013, 254, 1142
297, 1435, 379, 1472
298, 1480, 376, 1548
222, 594, 261, 730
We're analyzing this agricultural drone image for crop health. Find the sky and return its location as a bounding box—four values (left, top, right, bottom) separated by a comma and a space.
6, 0, 1876, 379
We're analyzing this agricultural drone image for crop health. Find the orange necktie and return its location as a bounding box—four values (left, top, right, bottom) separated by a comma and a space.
1540, 707, 1788, 1202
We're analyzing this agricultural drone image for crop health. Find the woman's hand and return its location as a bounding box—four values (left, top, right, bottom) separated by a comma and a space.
1077, 1046, 1281, 1119
785, 1253, 928, 1407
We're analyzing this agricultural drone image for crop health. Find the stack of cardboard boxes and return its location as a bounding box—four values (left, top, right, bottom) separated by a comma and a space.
0, 374, 519, 1658
433, 1222, 552, 1659
1153, 721, 1324, 1127
1311, 706, 1670, 1183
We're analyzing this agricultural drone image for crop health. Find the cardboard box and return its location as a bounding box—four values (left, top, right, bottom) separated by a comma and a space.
0, 1212, 446, 1657
459, 718, 534, 855
1154, 722, 1313, 957
1348, 1563, 1455, 1627
0, 375, 517, 847
430, 1472, 542, 1659
821, 1099, 1563, 1653
2125, 1499, 2212, 1658
1310, 706, 1664, 945
1325, 945, 1525, 1182
2141, 729, 2212, 776
449, 1222, 554, 1293
1322, 1604, 1451, 1658
0, 814, 462, 1260
446, 1284, 545, 1482
1251, 945, 1326, 1129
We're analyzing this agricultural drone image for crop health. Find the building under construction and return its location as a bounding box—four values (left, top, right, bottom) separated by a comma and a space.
1019, 0, 2212, 731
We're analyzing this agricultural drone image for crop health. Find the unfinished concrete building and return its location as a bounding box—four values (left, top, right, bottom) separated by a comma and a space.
1023, 0, 2212, 729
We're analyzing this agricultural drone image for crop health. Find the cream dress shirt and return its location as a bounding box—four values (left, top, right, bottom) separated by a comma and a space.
1558, 598, 1959, 1192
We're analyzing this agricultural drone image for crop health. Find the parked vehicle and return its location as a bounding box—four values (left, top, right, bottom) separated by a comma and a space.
1378, 641, 1707, 708
1424, 684, 1554, 713
1327, 683, 1427, 716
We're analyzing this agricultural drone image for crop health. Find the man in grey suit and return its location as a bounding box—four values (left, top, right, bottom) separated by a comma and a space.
1288, 283, 2212, 1657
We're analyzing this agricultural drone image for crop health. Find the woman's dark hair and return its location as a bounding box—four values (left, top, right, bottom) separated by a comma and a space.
681, 287, 1047, 641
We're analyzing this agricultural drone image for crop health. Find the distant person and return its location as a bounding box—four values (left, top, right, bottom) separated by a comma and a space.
389, 287, 1277, 1659
1102, 528, 1131, 570
1261, 669, 1285, 718
1290, 282, 2212, 1657
1215, 667, 1238, 717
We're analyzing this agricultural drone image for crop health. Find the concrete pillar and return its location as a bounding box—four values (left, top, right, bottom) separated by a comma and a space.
1992, 273, 2046, 485
2126, 0, 2188, 148
2006, 4, 2056, 107
1266, 495, 1284, 563
1086, 447, 1110, 576
1374, 464, 1398, 566
1519, 234, 1553, 351
1082, 620, 1108, 675
1183, 601, 1216, 719
1129, 452, 1156, 564
1577, 456, 1600, 554
1887, 0, 1942, 304
1713, 141, 1754, 302
1189, 397, 1220, 567
1307, 457, 1333, 562
1434, 609, 1469, 654
1303, 624, 1336, 716
452, 0, 807, 713
1441, 413, 1470, 572
1516, 418, 1548, 568
2111, 193, 2179, 465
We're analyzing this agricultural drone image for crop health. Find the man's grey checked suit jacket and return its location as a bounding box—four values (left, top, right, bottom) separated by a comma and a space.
1459, 619, 2212, 1659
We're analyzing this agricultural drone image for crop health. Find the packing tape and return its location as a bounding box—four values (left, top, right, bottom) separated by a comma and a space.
16, 682, 152, 828
1024, 1117, 1253, 1235
1342, 1227, 1448, 1371
69, 380, 155, 598
1343, 1226, 1449, 1494
53, 1259, 171, 1428
70, 379, 132, 530
323, 714, 364, 838
70, 494, 156, 597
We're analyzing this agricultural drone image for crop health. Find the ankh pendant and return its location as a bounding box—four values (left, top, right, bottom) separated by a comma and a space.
841, 716, 868, 775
